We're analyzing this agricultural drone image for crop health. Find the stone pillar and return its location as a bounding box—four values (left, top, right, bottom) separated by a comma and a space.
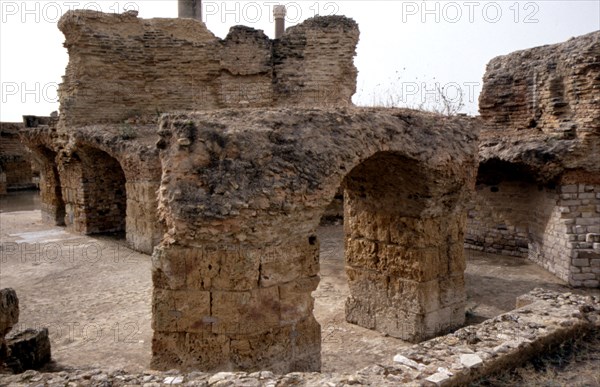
151, 235, 322, 373
341, 154, 467, 342
344, 203, 467, 342
273, 5, 286, 39
178, 0, 202, 20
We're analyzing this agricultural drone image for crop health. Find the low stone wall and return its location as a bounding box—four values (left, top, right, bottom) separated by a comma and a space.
1, 289, 597, 385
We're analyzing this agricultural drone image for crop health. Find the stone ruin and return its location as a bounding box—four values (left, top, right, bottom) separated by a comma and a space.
0, 122, 38, 194
468, 31, 600, 287
9, 7, 600, 376
0, 289, 51, 373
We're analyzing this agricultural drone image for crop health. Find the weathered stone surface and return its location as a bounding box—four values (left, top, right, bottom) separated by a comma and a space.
0, 288, 19, 368
467, 31, 600, 288
152, 107, 479, 370
1, 289, 597, 386
19, 122, 164, 254
0, 123, 37, 194
5, 328, 51, 373
57, 10, 358, 127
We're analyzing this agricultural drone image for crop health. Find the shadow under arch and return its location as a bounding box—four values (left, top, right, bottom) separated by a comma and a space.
316, 150, 468, 343
465, 158, 568, 281
62, 145, 127, 236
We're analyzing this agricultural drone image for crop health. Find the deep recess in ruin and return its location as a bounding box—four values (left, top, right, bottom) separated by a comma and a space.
2, 5, 598, 381
468, 30, 600, 288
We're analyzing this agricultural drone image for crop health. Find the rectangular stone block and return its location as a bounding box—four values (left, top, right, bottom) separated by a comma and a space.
345, 266, 389, 311
278, 276, 319, 324
572, 258, 590, 267
438, 274, 467, 308
258, 243, 319, 287
578, 250, 600, 259
387, 277, 441, 314
578, 193, 596, 199
151, 331, 231, 372
561, 185, 578, 193
380, 245, 444, 281
345, 237, 378, 270
211, 286, 280, 335
345, 295, 376, 329
187, 244, 260, 291
153, 289, 211, 333
388, 217, 444, 248
576, 218, 600, 226
571, 273, 596, 281
230, 327, 294, 372
345, 210, 391, 242
152, 246, 189, 290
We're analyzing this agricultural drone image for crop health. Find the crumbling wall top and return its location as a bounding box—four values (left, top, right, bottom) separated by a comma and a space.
56, 10, 359, 128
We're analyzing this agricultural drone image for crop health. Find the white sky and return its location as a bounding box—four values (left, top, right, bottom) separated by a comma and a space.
1, 0, 599, 121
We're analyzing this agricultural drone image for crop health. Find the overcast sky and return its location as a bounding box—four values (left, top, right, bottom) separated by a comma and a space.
1, 1, 598, 121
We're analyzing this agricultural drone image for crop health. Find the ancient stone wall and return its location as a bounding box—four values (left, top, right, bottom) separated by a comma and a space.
0, 123, 36, 192
57, 10, 358, 128
151, 107, 479, 372
469, 30, 600, 288
272, 16, 359, 107
479, 30, 599, 139
465, 182, 531, 257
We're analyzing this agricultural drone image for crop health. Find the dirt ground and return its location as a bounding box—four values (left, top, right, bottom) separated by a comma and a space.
0, 191, 595, 374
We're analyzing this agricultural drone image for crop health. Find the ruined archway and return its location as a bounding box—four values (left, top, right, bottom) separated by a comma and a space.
342, 152, 467, 342
60, 146, 127, 235
31, 146, 66, 226
465, 159, 596, 286
150, 108, 478, 373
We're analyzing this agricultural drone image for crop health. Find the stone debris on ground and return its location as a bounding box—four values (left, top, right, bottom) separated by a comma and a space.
0, 289, 597, 386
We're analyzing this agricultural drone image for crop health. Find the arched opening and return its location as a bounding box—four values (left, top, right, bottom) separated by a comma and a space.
463, 159, 574, 321
313, 151, 466, 369
465, 160, 538, 258
62, 146, 127, 236
32, 146, 66, 226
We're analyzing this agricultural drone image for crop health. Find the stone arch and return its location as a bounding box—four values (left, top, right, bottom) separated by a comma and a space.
62, 130, 164, 254
29, 146, 66, 226
150, 108, 479, 373
61, 145, 127, 235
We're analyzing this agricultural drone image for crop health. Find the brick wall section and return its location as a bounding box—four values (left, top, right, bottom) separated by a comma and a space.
560, 184, 600, 287
527, 187, 570, 281
479, 30, 599, 138
57, 10, 358, 127
0, 122, 35, 191
272, 16, 359, 107
475, 31, 600, 288
465, 182, 531, 257
465, 181, 600, 287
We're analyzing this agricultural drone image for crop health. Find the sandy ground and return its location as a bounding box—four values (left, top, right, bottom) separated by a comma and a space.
1, 191, 594, 374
